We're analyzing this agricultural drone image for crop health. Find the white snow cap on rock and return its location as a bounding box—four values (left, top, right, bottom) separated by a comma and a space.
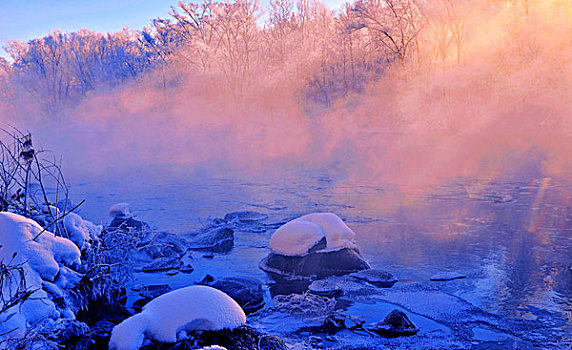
109, 203, 132, 217
109, 285, 246, 350
0, 212, 81, 336
269, 212, 357, 256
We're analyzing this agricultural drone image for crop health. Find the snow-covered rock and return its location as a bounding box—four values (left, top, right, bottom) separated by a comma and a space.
64, 212, 102, 250
269, 213, 357, 256
0, 212, 81, 337
109, 203, 132, 217
109, 285, 246, 350
260, 213, 369, 279
108, 203, 148, 232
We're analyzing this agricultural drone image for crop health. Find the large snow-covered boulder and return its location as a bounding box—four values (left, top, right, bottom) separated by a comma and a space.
269, 213, 357, 255
109, 285, 246, 350
260, 213, 369, 279
0, 212, 82, 337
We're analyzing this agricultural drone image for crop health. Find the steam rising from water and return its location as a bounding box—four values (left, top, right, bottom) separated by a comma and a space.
4, 1, 572, 194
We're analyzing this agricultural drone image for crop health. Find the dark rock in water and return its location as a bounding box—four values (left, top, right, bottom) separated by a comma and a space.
142, 257, 182, 272
308, 280, 342, 297
145, 326, 288, 350
351, 269, 397, 287
368, 309, 419, 337
203, 253, 215, 259
133, 284, 173, 312
298, 313, 370, 335
109, 215, 149, 232
269, 278, 310, 296
179, 264, 194, 273
187, 226, 234, 253
258, 334, 289, 350
430, 272, 466, 281
224, 211, 269, 223
259, 248, 370, 279
300, 314, 347, 334
139, 232, 187, 260
272, 293, 336, 315
166, 269, 179, 276
322, 314, 347, 333
138, 284, 173, 299
197, 275, 265, 314
197, 274, 215, 285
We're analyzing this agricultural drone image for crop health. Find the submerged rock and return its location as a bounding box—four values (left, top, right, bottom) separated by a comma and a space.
308, 280, 343, 297
224, 211, 269, 223
271, 293, 336, 315
139, 232, 188, 260
351, 269, 398, 288
141, 257, 183, 272
180, 264, 194, 273
138, 284, 173, 299
260, 248, 370, 280
133, 284, 173, 312
430, 272, 466, 281
197, 275, 265, 314
187, 227, 234, 253
368, 309, 419, 337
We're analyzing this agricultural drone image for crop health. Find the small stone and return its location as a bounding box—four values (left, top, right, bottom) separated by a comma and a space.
351, 269, 397, 288
368, 309, 419, 337
203, 253, 215, 259
324, 335, 336, 342
430, 272, 466, 281
142, 257, 183, 272
309, 335, 322, 343
166, 269, 179, 276
224, 211, 269, 223
137, 284, 173, 299
308, 280, 342, 297
180, 264, 194, 273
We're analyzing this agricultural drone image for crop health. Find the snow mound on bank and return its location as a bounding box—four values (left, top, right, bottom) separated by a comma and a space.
109, 285, 246, 350
0, 212, 81, 336
64, 212, 102, 250
269, 213, 357, 256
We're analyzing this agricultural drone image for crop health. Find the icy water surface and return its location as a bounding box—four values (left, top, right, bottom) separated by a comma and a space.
73, 171, 571, 349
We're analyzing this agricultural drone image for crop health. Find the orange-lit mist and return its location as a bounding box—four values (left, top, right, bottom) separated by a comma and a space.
2, 0, 571, 208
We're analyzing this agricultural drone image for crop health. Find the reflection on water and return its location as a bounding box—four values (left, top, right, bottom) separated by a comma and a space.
73, 170, 572, 346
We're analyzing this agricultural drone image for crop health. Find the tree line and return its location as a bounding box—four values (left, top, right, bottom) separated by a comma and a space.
0, 0, 560, 115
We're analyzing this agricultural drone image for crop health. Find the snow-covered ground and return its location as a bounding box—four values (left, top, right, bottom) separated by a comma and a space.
0, 212, 91, 340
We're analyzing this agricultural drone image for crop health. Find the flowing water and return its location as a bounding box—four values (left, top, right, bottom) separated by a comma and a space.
72, 170, 572, 349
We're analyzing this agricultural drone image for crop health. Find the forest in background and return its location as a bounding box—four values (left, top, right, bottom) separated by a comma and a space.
0, 0, 571, 186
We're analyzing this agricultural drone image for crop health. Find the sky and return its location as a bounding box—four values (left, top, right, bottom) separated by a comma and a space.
0, 0, 346, 60
0, 0, 177, 59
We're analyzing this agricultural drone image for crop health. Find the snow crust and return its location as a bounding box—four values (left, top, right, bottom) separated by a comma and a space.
269, 213, 357, 256
109, 285, 246, 350
0, 212, 81, 336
